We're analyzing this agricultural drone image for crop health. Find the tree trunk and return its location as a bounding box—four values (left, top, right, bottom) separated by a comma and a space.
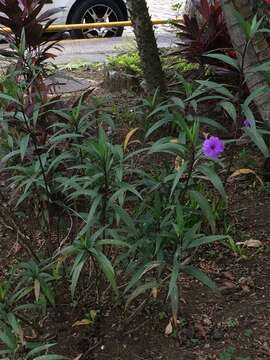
221, 0, 270, 127
126, 0, 167, 94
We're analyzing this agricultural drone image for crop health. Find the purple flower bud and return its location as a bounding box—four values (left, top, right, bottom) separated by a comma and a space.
203, 136, 224, 159
243, 118, 251, 128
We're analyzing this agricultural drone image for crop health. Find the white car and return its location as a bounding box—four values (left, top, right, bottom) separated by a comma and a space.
45, 0, 128, 38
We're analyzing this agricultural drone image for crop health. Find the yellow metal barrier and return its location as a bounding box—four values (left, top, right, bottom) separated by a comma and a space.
2, 18, 182, 33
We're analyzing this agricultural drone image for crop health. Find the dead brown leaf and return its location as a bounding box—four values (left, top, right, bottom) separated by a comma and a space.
165, 320, 173, 336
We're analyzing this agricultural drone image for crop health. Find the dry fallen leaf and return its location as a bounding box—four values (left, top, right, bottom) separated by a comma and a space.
230, 168, 263, 185
243, 239, 263, 248
165, 320, 173, 336
73, 355, 83, 360
222, 271, 234, 281
123, 128, 140, 152
151, 287, 158, 299
219, 281, 237, 295
72, 319, 92, 327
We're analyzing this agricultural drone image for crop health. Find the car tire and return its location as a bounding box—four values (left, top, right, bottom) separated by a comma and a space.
69, 0, 126, 38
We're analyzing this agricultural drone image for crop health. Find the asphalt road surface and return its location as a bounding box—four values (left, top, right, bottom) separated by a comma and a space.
54, 0, 180, 65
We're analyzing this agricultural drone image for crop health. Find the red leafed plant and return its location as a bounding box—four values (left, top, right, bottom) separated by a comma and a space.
173, 0, 233, 66
0, 0, 62, 65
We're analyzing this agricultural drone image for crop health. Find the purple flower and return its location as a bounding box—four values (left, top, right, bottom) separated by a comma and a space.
243, 118, 251, 127
203, 136, 224, 159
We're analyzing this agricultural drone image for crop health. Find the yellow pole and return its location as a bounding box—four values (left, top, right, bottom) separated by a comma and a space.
2, 18, 182, 33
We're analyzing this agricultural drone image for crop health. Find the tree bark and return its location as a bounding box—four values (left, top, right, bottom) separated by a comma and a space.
126, 0, 167, 94
221, 0, 270, 127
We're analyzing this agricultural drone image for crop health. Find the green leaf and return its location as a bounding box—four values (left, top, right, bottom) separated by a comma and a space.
250, 61, 270, 73
20, 135, 30, 161
147, 104, 171, 119
168, 257, 180, 300
7, 312, 20, 335
169, 283, 179, 322
0, 327, 17, 351
71, 259, 86, 299
0, 93, 21, 106
25, 343, 57, 358
96, 239, 131, 248
219, 101, 237, 122
242, 86, 269, 108
186, 235, 229, 249
196, 80, 234, 99
91, 250, 118, 296
170, 163, 187, 199
233, 7, 250, 39
197, 165, 227, 201
249, 14, 264, 39
205, 53, 239, 71
244, 127, 270, 158
189, 190, 216, 233
77, 195, 102, 238
1, 150, 20, 163
33, 355, 69, 360
39, 279, 55, 306
124, 262, 161, 294
149, 142, 186, 156
171, 96, 185, 110
49, 133, 82, 144
197, 116, 228, 134
111, 204, 137, 235
183, 265, 217, 290
125, 281, 158, 309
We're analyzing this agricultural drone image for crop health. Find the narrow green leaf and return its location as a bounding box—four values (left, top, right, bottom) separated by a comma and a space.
219, 101, 237, 122
196, 80, 234, 99
205, 53, 239, 71
71, 259, 86, 298
49, 133, 82, 144
111, 204, 137, 235
0, 327, 17, 351
77, 195, 102, 238
20, 135, 30, 161
39, 279, 55, 306
170, 163, 187, 199
145, 118, 171, 139
124, 262, 161, 294
96, 239, 131, 248
92, 250, 118, 295
244, 127, 270, 158
197, 165, 227, 201
125, 281, 158, 309
190, 190, 216, 233
183, 265, 217, 290
34, 355, 69, 360
186, 235, 229, 249
25, 343, 57, 358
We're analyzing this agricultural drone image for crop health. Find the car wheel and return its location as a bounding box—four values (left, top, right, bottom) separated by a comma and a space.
69, 0, 126, 38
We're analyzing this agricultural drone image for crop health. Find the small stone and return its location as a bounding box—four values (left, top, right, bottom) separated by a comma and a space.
212, 329, 224, 341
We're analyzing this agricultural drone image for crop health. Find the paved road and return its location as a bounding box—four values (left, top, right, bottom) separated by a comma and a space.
53, 0, 181, 64
53, 32, 177, 64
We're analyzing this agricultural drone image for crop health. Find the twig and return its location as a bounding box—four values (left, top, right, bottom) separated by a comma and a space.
123, 319, 149, 336
124, 298, 147, 325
